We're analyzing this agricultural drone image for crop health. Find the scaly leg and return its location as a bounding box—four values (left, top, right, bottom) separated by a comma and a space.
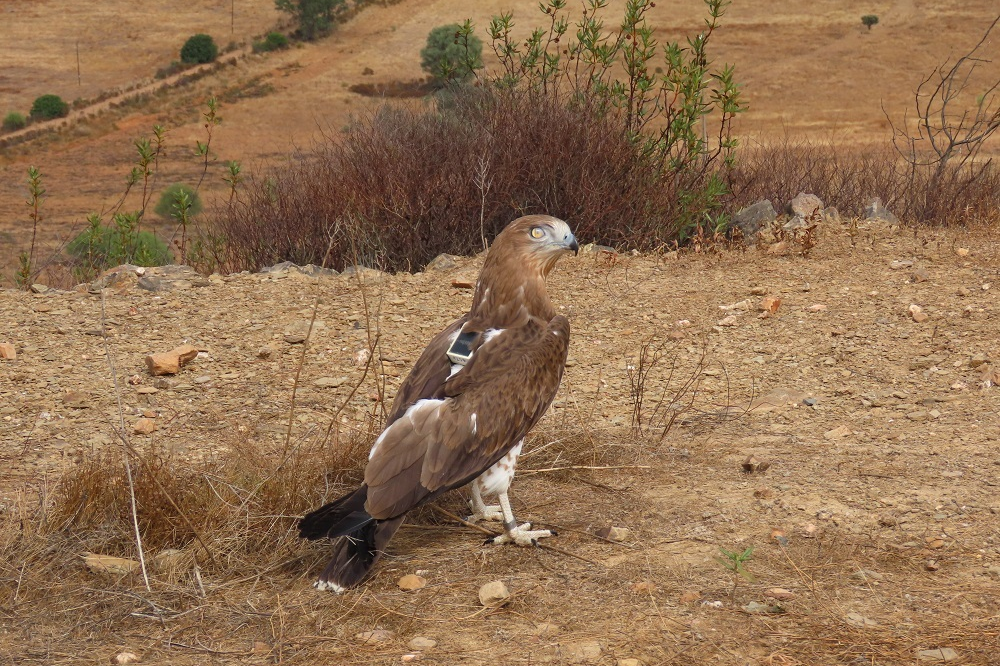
489, 491, 553, 546
467, 483, 503, 523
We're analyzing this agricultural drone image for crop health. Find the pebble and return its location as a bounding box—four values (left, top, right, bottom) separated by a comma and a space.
146, 344, 199, 375
354, 629, 395, 644
397, 574, 427, 591
133, 418, 157, 435
114, 653, 140, 664
478, 580, 510, 607
845, 612, 878, 628
313, 376, 348, 388
908, 304, 928, 323
617, 659, 644, 666
764, 587, 795, 601
824, 425, 851, 440
0, 342, 16, 359
916, 648, 959, 662
407, 636, 436, 650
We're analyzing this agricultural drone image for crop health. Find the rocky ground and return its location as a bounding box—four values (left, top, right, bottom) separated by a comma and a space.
2, 218, 999, 665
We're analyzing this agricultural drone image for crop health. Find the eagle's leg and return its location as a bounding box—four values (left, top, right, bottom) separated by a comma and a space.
467, 482, 503, 523
489, 491, 553, 546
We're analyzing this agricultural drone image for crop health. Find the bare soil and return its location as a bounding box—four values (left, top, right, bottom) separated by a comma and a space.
2, 220, 999, 664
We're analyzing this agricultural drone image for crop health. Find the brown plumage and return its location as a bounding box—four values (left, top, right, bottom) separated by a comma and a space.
299, 215, 578, 592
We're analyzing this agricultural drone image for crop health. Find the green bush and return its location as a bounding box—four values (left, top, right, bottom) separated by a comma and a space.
180, 34, 219, 64
862, 15, 879, 30
2, 112, 26, 131
420, 23, 483, 85
30, 95, 69, 120
254, 31, 290, 53
67, 221, 172, 271
275, 0, 345, 41
154, 183, 203, 220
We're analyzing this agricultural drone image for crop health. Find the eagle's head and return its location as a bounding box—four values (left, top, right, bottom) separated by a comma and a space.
496, 215, 579, 277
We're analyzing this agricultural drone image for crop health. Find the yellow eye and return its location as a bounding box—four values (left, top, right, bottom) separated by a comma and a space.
530, 227, 545, 239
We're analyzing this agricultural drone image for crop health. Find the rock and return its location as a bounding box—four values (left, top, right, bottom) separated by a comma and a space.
824, 425, 852, 440
916, 648, 959, 662
426, 254, 459, 270
398, 574, 427, 591
283, 333, 307, 344
678, 590, 701, 603
113, 652, 140, 664
718, 315, 739, 327
969, 353, 989, 368
760, 296, 781, 314
845, 612, 878, 628
62, 390, 90, 408
864, 197, 899, 224
313, 376, 348, 389
451, 278, 475, 289
534, 622, 560, 637
478, 580, 510, 607
145, 344, 199, 375
563, 640, 602, 663
955, 247, 969, 256
400, 655, 421, 663
152, 548, 189, 573
83, 552, 140, 575
298, 264, 338, 277
408, 636, 436, 650
133, 418, 157, 435
911, 268, 930, 283
851, 569, 884, 582
730, 200, 777, 240
806, 304, 827, 312
0, 342, 15, 360
764, 587, 795, 601
595, 525, 630, 542
822, 206, 841, 222
908, 304, 928, 323
631, 581, 656, 593
720, 298, 753, 311
742, 456, 770, 474
617, 659, 644, 666
743, 601, 781, 614
354, 629, 395, 644
787, 192, 824, 218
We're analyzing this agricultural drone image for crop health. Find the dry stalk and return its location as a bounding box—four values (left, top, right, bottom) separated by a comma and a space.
99, 288, 151, 592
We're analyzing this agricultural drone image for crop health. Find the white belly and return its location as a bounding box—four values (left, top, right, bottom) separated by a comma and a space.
474, 440, 523, 497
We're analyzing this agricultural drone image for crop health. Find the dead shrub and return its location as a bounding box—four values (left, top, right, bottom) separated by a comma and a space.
215, 88, 684, 273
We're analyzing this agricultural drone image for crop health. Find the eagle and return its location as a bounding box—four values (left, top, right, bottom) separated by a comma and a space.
298, 214, 579, 592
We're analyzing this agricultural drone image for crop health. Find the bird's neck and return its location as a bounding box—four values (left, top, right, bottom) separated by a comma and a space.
469, 257, 554, 325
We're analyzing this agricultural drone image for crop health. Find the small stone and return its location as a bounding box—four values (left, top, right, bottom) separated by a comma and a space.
909, 304, 928, 322
678, 590, 701, 603
564, 641, 602, 663
764, 587, 795, 601
925, 559, 940, 571
850, 569, 884, 582
760, 296, 781, 314
145, 344, 199, 375
824, 425, 851, 440
969, 353, 989, 368
743, 601, 775, 614
806, 304, 827, 312
742, 456, 770, 474
113, 653, 140, 665
845, 612, 878, 628
718, 315, 739, 327
890, 259, 913, 269
401, 655, 421, 663
30, 283, 49, 294
354, 629, 395, 644
631, 581, 656, 593
0, 342, 16, 359
910, 268, 929, 283
426, 254, 459, 270
408, 636, 436, 650
133, 418, 157, 435
957, 286, 970, 297
617, 659, 644, 666
916, 648, 959, 662
283, 333, 307, 344
597, 526, 630, 542
257, 347, 274, 359
478, 580, 510, 607
398, 574, 427, 591
451, 278, 475, 289
955, 247, 969, 257
83, 552, 140, 576
136, 386, 158, 394
749, 286, 768, 296
314, 376, 348, 389
62, 390, 90, 408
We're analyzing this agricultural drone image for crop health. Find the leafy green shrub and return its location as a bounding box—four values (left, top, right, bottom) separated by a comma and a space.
420, 23, 482, 85
2, 112, 26, 131
180, 34, 219, 64
67, 216, 172, 272
254, 31, 290, 53
30, 94, 69, 120
861, 15, 879, 30
154, 183, 203, 220
275, 0, 345, 41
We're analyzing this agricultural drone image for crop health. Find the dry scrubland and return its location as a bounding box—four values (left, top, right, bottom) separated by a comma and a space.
2, 0, 1000, 664
2, 222, 1000, 664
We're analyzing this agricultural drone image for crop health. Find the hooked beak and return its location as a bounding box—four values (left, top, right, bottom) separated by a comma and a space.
564, 232, 579, 256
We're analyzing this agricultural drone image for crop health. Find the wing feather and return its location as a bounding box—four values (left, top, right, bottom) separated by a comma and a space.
363, 315, 570, 520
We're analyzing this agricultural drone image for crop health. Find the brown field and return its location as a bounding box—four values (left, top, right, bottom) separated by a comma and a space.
1, 1, 999, 664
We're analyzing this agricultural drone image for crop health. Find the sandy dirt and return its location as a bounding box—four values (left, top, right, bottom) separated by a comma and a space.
2, 218, 999, 664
